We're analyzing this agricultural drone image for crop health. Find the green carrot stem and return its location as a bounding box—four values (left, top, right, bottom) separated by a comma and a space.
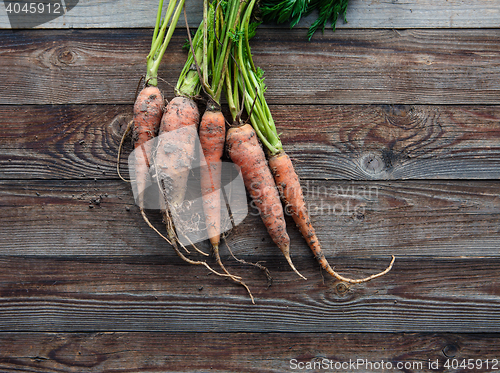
202, 0, 209, 91
151, 0, 164, 51
176, 18, 204, 97
146, 0, 185, 86
234, 0, 283, 154
213, 0, 247, 102
225, 65, 239, 120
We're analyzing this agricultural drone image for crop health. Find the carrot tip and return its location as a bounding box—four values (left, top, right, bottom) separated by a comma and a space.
284, 255, 307, 280
116, 119, 133, 183
329, 255, 395, 284
212, 243, 255, 302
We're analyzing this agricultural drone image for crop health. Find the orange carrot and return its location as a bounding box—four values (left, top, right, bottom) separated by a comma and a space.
226, 123, 306, 280
132, 86, 164, 208
230, 3, 394, 283
199, 102, 225, 250
190, 1, 255, 300
118, 0, 182, 192
199, 104, 255, 301
196, 0, 229, 256
156, 95, 199, 214
156, 13, 203, 220
269, 151, 395, 284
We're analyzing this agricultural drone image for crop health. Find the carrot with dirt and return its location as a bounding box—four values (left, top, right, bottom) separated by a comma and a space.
172, 2, 256, 300
222, 24, 306, 279
235, 0, 394, 283
197, 0, 249, 273
268, 152, 395, 283
117, 0, 185, 198
197, 0, 226, 256
115, 0, 233, 279
154, 15, 203, 249
147, 12, 255, 293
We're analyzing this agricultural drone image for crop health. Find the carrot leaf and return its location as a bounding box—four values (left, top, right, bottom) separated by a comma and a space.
146, 0, 186, 86
260, 0, 349, 39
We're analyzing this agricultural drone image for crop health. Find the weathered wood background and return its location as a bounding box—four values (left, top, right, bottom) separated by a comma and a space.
1, 0, 500, 371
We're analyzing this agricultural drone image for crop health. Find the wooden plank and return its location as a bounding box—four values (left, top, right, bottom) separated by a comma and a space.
0, 105, 129, 180
1, 29, 500, 105
269, 104, 500, 180
1, 0, 499, 29
253, 28, 500, 105
0, 332, 499, 372
0, 255, 500, 332
1, 104, 499, 180
1, 179, 499, 258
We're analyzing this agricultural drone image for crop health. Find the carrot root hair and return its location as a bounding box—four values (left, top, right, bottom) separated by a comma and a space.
284, 253, 306, 280
140, 207, 173, 246
268, 151, 394, 285
161, 209, 236, 278
224, 238, 273, 286
212, 243, 255, 304
117, 119, 133, 183
326, 255, 395, 284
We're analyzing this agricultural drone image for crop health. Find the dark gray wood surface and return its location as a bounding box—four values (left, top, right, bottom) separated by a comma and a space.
1, 0, 498, 28
1, 0, 499, 370
0, 332, 498, 372
1, 29, 499, 105
1, 104, 499, 180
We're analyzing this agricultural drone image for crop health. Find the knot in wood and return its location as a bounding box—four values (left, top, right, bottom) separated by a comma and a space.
335, 282, 349, 295
442, 344, 459, 358
360, 151, 386, 175
57, 48, 76, 65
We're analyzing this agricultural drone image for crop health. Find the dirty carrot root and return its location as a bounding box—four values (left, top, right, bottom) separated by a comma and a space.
132, 86, 165, 207
155, 95, 210, 257
196, 0, 226, 258
226, 123, 306, 280
125, 86, 164, 246
269, 151, 395, 284
199, 104, 225, 251
186, 0, 256, 300
153, 116, 249, 290
157, 95, 200, 208
198, 104, 254, 299
221, 9, 304, 280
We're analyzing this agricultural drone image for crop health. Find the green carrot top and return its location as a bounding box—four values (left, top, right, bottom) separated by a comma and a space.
223, 0, 283, 154
260, 0, 349, 40
146, 0, 187, 86
175, 19, 204, 98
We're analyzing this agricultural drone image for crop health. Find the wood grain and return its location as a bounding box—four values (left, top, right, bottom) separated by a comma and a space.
1, 179, 499, 258
1, 29, 500, 105
1, 0, 499, 29
0, 255, 500, 332
0, 332, 498, 372
1, 1, 499, 357
266, 104, 500, 180
1, 104, 499, 180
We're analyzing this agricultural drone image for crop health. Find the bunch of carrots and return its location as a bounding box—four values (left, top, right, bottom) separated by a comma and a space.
118, 0, 394, 303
